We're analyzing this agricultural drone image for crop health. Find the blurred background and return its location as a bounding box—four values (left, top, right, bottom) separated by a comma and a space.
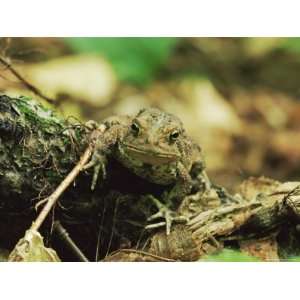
1, 37, 300, 191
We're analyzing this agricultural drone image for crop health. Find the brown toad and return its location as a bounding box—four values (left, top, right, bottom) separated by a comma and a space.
84, 108, 211, 234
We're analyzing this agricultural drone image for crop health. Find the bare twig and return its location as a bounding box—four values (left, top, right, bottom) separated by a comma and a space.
31, 125, 105, 232
0, 55, 56, 104
53, 221, 89, 262
30, 146, 92, 231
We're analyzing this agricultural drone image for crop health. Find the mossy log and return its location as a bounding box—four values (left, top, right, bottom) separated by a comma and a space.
0, 95, 100, 255
0, 94, 89, 209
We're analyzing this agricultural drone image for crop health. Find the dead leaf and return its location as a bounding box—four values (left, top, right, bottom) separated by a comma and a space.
8, 229, 60, 262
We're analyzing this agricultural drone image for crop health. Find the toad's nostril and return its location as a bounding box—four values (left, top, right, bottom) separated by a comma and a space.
147, 136, 154, 145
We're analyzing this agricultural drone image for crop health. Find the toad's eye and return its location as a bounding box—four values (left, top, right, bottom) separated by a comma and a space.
169, 130, 180, 142
131, 122, 139, 135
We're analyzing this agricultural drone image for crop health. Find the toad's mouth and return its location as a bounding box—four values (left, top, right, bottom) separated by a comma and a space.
121, 143, 179, 165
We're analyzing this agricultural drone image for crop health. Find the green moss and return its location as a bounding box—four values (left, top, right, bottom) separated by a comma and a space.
0, 94, 89, 207
15, 96, 64, 132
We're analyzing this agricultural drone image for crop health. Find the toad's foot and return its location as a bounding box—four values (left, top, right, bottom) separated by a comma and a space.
82, 151, 107, 190
144, 195, 188, 235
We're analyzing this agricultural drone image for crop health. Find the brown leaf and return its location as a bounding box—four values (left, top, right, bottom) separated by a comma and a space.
8, 229, 60, 262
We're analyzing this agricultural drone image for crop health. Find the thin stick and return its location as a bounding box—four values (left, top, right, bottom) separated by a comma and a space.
54, 221, 89, 262
31, 145, 93, 231
0, 55, 56, 104
30, 125, 105, 231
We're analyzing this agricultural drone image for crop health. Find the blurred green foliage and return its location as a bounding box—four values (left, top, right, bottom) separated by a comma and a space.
200, 249, 260, 262
65, 37, 178, 85
278, 38, 300, 53
285, 256, 300, 262
201, 248, 300, 262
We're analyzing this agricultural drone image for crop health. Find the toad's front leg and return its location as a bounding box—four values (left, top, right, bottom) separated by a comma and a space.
82, 149, 107, 190
83, 120, 126, 190
145, 195, 189, 235
190, 160, 212, 192
145, 163, 192, 235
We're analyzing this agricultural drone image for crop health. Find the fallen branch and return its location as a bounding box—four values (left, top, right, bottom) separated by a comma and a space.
104, 178, 300, 261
